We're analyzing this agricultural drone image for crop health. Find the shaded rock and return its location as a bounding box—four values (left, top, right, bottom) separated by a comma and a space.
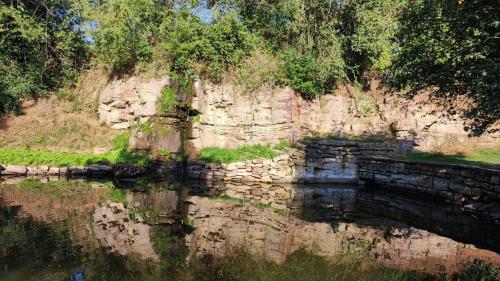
114, 164, 148, 178
87, 164, 113, 175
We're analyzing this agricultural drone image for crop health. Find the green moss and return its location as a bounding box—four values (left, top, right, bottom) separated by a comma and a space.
395, 148, 500, 167
157, 87, 178, 115
199, 144, 283, 164
192, 114, 201, 124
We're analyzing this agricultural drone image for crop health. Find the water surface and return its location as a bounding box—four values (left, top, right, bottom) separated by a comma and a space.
0, 178, 498, 281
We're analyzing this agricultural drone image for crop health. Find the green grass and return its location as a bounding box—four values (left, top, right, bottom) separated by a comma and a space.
198, 141, 291, 164
395, 148, 500, 167
0, 132, 149, 167
109, 188, 127, 203
303, 134, 390, 143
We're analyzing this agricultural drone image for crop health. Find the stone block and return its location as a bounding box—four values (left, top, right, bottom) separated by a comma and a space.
48, 167, 60, 175
432, 177, 450, 191
449, 182, 471, 195
490, 175, 500, 185
4, 165, 28, 175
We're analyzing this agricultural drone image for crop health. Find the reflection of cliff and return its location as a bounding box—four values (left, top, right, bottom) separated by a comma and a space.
93, 202, 159, 261
185, 182, 500, 273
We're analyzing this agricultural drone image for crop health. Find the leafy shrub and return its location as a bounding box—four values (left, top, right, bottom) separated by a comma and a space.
82, 0, 165, 73
390, 0, 499, 135
277, 48, 344, 98
231, 50, 281, 94
353, 92, 379, 117
0, 0, 87, 116
156, 8, 256, 81
192, 114, 201, 124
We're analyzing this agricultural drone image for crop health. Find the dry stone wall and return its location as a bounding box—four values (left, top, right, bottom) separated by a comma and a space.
186, 140, 403, 183
359, 156, 500, 209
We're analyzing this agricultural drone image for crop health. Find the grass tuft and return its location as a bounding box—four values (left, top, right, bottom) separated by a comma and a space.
0, 132, 149, 166
198, 141, 291, 164
395, 148, 500, 167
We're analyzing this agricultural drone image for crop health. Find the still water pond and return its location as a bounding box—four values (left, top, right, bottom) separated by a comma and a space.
0, 178, 499, 281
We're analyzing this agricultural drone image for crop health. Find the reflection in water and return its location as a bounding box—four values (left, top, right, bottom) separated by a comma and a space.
0, 178, 498, 280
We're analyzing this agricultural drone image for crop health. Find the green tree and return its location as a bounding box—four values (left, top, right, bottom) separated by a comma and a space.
81, 0, 171, 73
0, 0, 87, 115
390, 0, 499, 135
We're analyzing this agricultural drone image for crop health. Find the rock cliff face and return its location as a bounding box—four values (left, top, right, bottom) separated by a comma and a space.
99, 76, 170, 129
190, 81, 498, 151
97, 76, 499, 155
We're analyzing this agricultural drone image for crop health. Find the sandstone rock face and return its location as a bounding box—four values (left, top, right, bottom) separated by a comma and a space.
99, 76, 170, 129
189, 81, 499, 152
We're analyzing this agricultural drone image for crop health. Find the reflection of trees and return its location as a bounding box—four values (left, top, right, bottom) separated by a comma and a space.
0, 206, 83, 275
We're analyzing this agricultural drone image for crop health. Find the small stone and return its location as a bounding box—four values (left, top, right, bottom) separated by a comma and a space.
48, 167, 60, 175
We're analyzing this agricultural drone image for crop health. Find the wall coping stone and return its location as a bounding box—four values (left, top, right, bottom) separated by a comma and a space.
360, 156, 500, 174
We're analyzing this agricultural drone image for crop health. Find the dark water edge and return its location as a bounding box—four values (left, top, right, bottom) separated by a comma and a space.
0, 178, 498, 281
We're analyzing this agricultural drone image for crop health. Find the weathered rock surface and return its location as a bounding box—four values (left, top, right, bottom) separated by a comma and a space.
98, 76, 170, 129
113, 164, 148, 178
189, 81, 499, 152
4, 165, 28, 175
93, 202, 159, 261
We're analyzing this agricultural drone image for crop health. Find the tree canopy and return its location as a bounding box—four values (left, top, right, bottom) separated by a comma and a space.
0, 0, 498, 134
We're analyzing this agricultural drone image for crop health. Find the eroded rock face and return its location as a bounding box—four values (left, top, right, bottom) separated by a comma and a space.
99, 76, 169, 129
93, 202, 159, 261
189, 82, 499, 152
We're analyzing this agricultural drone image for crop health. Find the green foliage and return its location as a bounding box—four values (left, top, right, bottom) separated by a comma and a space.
451, 260, 500, 281
157, 7, 256, 80
353, 92, 379, 117
227, 0, 401, 96
81, 0, 167, 73
157, 87, 178, 115
389, 0, 499, 135
198, 144, 281, 163
232, 50, 281, 94
0, 0, 87, 115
